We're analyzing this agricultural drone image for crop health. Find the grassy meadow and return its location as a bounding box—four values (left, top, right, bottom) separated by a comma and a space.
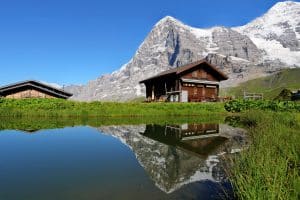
223, 68, 300, 99
229, 110, 300, 200
0, 98, 225, 117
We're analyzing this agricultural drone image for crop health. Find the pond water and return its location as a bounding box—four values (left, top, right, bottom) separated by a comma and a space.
0, 120, 247, 200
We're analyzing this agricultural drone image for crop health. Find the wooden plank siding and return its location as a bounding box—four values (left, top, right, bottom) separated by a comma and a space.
0, 80, 72, 99
5, 89, 56, 99
181, 68, 218, 82
139, 60, 228, 102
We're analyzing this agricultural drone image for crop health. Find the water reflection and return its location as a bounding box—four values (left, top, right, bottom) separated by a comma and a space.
98, 123, 247, 194
142, 124, 226, 157
0, 121, 247, 200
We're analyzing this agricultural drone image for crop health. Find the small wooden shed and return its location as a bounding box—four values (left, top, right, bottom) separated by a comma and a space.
139, 60, 228, 102
0, 80, 72, 99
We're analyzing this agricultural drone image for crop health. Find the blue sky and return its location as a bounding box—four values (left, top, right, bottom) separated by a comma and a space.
0, 0, 297, 86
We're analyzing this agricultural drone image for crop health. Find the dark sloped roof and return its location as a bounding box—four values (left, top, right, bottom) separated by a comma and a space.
139, 60, 228, 83
0, 80, 73, 99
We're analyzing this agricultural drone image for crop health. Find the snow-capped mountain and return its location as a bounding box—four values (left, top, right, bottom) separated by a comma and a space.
234, 1, 300, 66
66, 1, 300, 101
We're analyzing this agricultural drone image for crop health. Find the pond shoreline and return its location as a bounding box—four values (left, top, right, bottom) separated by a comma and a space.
0, 98, 299, 199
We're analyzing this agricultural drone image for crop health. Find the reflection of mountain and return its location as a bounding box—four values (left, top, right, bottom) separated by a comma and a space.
98, 124, 247, 194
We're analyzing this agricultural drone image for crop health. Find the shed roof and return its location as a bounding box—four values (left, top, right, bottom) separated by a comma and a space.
0, 80, 73, 99
139, 59, 228, 83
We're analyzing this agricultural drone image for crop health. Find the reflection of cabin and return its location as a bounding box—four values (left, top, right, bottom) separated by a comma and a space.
139, 60, 228, 102
167, 123, 220, 140
0, 80, 72, 99
141, 124, 228, 157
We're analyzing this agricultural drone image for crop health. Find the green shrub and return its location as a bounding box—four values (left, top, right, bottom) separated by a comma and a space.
225, 99, 300, 113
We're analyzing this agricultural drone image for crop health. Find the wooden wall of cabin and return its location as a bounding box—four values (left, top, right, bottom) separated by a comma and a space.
181, 83, 218, 102
5, 89, 56, 99
181, 67, 219, 81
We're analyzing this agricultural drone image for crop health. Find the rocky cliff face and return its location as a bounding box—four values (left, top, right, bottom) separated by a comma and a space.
66, 1, 300, 101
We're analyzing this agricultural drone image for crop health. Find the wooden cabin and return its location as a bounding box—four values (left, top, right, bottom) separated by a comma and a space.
0, 80, 72, 99
139, 60, 228, 102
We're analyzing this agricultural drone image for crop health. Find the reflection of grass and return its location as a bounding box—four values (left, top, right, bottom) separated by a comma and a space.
0, 98, 225, 117
230, 111, 300, 200
0, 115, 225, 131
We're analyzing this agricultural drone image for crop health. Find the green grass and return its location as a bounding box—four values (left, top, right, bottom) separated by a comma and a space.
0, 98, 226, 117
223, 68, 300, 99
230, 110, 300, 200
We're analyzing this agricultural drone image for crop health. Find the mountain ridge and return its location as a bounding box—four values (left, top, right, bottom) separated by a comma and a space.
66, 1, 300, 101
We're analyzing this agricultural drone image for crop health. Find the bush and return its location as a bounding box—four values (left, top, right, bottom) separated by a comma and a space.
225, 99, 300, 112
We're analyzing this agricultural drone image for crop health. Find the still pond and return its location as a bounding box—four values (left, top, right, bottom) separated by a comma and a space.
0, 119, 247, 200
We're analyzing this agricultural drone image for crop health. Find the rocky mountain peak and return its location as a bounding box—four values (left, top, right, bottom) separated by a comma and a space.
66, 1, 300, 101
155, 16, 184, 27
234, 1, 300, 66
270, 1, 299, 12
237, 1, 300, 32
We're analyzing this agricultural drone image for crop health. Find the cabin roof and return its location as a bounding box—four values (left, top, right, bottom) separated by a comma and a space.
139, 59, 228, 83
0, 80, 73, 99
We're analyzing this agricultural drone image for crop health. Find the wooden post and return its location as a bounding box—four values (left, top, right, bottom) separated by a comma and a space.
151, 85, 155, 101
178, 80, 182, 102
217, 85, 219, 101
165, 82, 167, 95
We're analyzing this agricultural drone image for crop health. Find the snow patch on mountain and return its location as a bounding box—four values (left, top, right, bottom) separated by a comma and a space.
66, 1, 300, 101
234, 1, 300, 66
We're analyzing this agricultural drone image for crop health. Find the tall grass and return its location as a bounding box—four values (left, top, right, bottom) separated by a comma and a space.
0, 98, 225, 117
230, 111, 300, 199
